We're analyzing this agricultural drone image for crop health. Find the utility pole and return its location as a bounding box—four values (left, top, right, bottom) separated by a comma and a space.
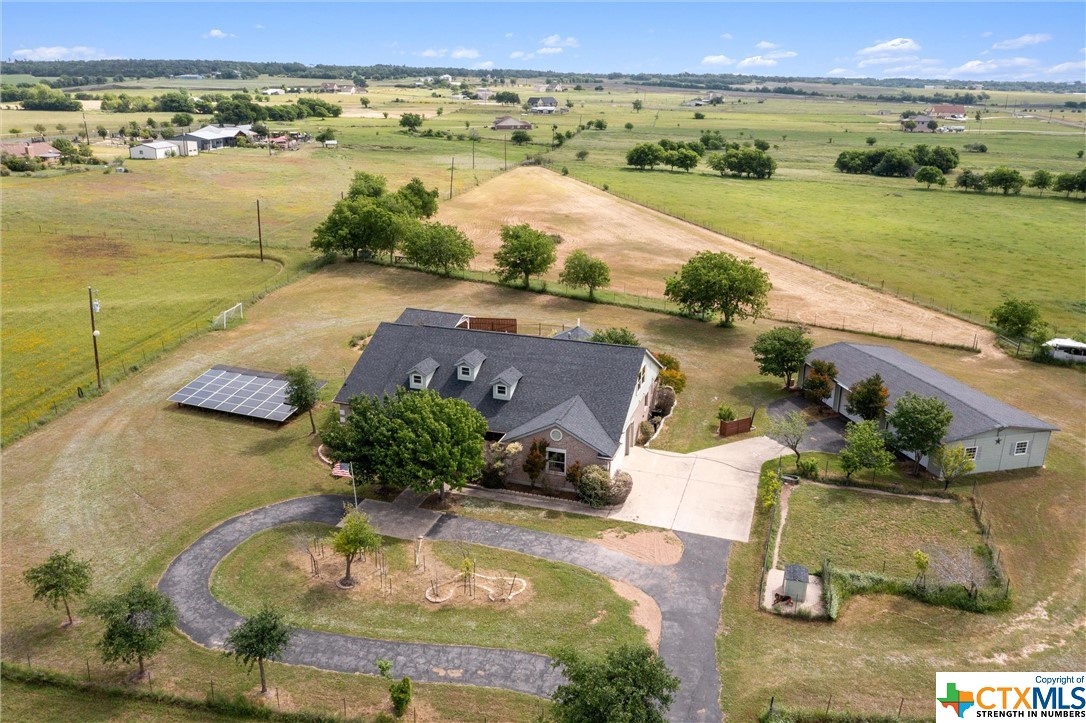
88, 287, 102, 390
256, 200, 264, 262
81, 112, 91, 145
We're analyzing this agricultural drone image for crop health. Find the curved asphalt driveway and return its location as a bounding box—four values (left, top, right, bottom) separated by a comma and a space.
159, 494, 728, 721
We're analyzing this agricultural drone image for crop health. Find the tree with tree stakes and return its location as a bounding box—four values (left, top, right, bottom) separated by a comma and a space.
886, 392, 953, 476
88, 583, 176, 679
664, 251, 771, 326
751, 326, 813, 389
284, 365, 319, 434
23, 549, 93, 627
845, 373, 889, 421
224, 606, 293, 694
494, 223, 557, 288
558, 249, 611, 300
329, 506, 380, 587
550, 643, 679, 723
763, 411, 808, 464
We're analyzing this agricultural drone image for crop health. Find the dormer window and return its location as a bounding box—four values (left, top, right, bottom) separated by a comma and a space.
407, 357, 439, 390
490, 366, 522, 401
455, 349, 486, 382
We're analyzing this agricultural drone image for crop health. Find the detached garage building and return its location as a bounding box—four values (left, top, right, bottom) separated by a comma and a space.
130, 141, 179, 160
801, 343, 1057, 475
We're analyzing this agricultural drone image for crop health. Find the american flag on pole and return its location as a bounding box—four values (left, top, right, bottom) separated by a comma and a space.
331, 461, 353, 478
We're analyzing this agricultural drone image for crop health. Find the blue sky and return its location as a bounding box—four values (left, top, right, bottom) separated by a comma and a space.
4, 3, 1085, 82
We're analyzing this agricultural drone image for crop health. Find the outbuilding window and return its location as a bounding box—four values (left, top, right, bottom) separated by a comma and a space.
964, 446, 978, 460
546, 448, 566, 474
409, 373, 424, 389
1013, 440, 1029, 456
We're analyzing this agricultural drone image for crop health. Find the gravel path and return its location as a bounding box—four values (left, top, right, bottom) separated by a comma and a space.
159, 494, 729, 721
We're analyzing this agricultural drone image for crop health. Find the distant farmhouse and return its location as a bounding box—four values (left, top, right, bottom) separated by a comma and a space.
335, 309, 662, 490
320, 82, 357, 94
169, 125, 257, 152
474, 88, 494, 101
130, 140, 183, 160
801, 343, 1057, 476
900, 115, 937, 132
927, 104, 968, 120
0, 140, 62, 164
492, 116, 532, 131
526, 97, 559, 114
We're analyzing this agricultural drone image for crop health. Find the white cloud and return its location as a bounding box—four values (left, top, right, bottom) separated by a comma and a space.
992, 33, 1051, 50
504, 32, 514, 38
755, 41, 779, 50
1045, 60, 1086, 74
509, 50, 527, 59
540, 34, 578, 48
253, 24, 265, 29
537, 47, 563, 56
948, 57, 1039, 76
11, 45, 111, 61
451, 47, 480, 59
417, 48, 447, 58
883, 60, 946, 75
202, 28, 235, 40
826, 67, 853, 77
858, 38, 920, 56
737, 55, 777, 69
701, 54, 735, 66
720, 33, 733, 40
981, 31, 993, 38
766, 50, 797, 60
475, 60, 495, 70
858, 54, 918, 68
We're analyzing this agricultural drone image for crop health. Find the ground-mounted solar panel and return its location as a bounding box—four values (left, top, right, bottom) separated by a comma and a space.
168, 365, 325, 422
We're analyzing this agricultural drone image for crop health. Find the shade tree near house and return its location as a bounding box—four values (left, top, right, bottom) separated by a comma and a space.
550, 643, 679, 723
932, 443, 975, 490
802, 359, 837, 402
401, 222, 476, 276
750, 326, 813, 389
284, 365, 319, 434
839, 420, 895, 481
22, 549, 93, 627
329, 507, 380, 587
558, 250, 611, 300
494, 223, 557, 288
886, 391, 954, 476
88, 583, 177, 679
224, 606, 294, 694
763, 410, 808, 463
664, 251, 771, 327
510, 130, 532, 145
324, 388, 487, 500
589, 327, 639, 346
845, 373, 889, 421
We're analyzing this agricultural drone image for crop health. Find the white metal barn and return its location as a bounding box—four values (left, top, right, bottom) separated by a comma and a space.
1043, 338, 1086, 363
130, 141, 179, 160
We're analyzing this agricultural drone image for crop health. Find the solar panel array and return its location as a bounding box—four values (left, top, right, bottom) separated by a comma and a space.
168, 365, 324, 422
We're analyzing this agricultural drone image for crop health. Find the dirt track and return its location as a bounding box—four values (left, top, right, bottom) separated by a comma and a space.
437, 167, 997, 353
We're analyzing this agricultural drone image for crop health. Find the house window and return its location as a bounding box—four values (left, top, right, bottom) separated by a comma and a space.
1013, 440, 1029, 456
965, 446, 978, 460
494, 384, 509, 399
458, 365, 472, 380
637, 366, 646, 387
546, 448, 566, 474
410, 374, 424, 389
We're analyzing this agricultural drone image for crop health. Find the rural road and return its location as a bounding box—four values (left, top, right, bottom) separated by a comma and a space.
159, 494, 730, 722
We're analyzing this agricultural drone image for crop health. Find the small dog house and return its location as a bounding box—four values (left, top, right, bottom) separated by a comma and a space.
783, 564, 809, 603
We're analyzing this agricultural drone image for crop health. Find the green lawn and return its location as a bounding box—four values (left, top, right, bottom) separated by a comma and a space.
777, 483, 987, 580
0, 679, 240, 723
211, 522, 648, 657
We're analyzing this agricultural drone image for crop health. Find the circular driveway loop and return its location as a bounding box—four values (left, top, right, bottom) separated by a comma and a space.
159, 494, 729, 722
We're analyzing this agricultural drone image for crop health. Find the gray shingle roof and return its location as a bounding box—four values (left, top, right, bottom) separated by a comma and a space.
395, 308, 467, 328
336, 317, 658, 457
553, 324, 593, 341
807, 343, 1057, 441
784, 564, 809, 583
490, 366, 523, 388
456, 349, 487, 368
409, 357, 440, 377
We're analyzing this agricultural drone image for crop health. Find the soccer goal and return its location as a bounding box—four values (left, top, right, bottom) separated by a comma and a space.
216, 303, 243, 330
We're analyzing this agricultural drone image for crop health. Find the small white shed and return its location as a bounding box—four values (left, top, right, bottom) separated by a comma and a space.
1043, 338, 1086, 363
130, 141, 179, 160
323, 140, 338, 148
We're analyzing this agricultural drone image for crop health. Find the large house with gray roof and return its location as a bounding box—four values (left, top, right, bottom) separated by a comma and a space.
801, 343, 1057, 475
336, 309, 663, 489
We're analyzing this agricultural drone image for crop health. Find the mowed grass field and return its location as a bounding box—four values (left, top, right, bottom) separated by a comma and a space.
2, 263, 1082, 721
